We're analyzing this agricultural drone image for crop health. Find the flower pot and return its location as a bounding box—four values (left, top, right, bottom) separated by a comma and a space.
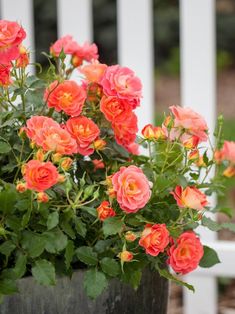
0, 268, 169, 314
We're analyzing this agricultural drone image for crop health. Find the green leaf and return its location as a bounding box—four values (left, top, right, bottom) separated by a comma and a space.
0, 185, 17, 214
0, 141, 11, 154
60, 220, 76, 239
32, 259, 56, 286
74, 217, 87, 238
65, 241, 74, 270
76, 246, 98, 266
21, 231, 46, 258
80, 206, 97, 217
103, 217, 124, 237
122, 269, 142, 290
156, 265, 195, 292
202, 216, 221, 231
100, 257, 120, 277
47, 212, 59, 230
44, 229, 68, 253
0, 241, 16, 257
13, 253, 27, 278
221, 222, 235, 232
84, 269, 108, 299
0, 279, 18, 295
21, 204, 33, 228
199, 246, 221, 268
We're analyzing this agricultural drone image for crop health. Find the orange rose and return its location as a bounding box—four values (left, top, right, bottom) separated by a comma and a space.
139, 224, 170, 256
118, 251, 133, 262
125, 231, 137, 242
60, 157, 73, 171
168, 231, 204, 275
96, 201, 116, 221
80, 61, 107, 82
0, 63, 12, 86
44, 80, 86, 117
66, 116, 100, 156
24, 160, 59, 192
171, 186, 208, 211
37, 192, 49, 203
16, 182, 27, 193
223, 166, 235, 178
16, 46, 29, 68
100, 96, 132, 122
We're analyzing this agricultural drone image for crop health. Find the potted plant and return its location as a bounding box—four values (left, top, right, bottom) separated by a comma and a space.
0, 19, 235, 314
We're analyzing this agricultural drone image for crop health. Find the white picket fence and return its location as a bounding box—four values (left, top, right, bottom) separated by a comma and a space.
0, 0, 235, 313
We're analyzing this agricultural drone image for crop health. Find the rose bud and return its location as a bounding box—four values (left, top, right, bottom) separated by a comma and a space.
96, 201, 116, 221
21, 164, 27, 176
118, 250, 133, 262
58, 174, 66, 183
93, 159, 105, 170
35, 149, 45, 162
154, 127, 167, 140
37, 192, 49, 203
188, 149, 199, 162
16, 46, 29, 68
182, 135, 199, 150
163, 115, 174, 128
52, 153, 63, 164
196, 156, 206, 168
93, 138, 106, 151
16, 181, 27, 193
214, 150, 223, 164
125, 231, 137, 242
71, 54, 83, 68
141, 124, 156, 139
87, 82, 103, 102
223, 166, 235, 178
60, 157, 73, 171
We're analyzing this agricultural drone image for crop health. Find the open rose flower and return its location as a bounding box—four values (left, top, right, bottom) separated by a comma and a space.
100, 96, 132, 122
80, 61, 107, 82
139, 224, 170, 256
66, 116, 100, 156
112, 165, 151, 213
44, 80, 86, 117
169, 106, 208, 143
24, 160, 59, 192
100, 65, 142, 109
96, 201, 116, 221
112, 112, 138, 148
50, 35, 78, 57
220, 141, 235, 164
0, 20, 26, 64
73, 42, 98, 64
171, 186, 208, 211
168, 231, 204, 275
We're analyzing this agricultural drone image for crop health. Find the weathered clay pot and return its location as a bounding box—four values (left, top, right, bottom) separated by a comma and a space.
0, 268, 168, 314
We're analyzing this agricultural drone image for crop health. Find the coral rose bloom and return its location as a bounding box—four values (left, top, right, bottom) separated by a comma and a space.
66, 116, 100, 156
100, 96, 132, 122
168, 231, 204, 275
25, 116, 60, 144
170, 106, 208, 142
73, 42, 98, 62
40, 126, 78, 155
96, 201, 116, 221
0, 20, 26, 64
44, 80, 86, 117
112, 165, 151, 213
139, 224, 170, 256
80, 61, 107, 82
50, 35, 78, 57
24, 160, 59, 192
171, 186, 208, 211
220, 141, 235, 164
100, 65, 142, 109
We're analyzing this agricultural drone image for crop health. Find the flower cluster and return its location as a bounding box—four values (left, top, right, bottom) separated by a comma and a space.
0, 19, 234, 300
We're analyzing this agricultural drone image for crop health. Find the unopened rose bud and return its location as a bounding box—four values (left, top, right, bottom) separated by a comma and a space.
30, 141, 36, 149
188, 149, 199, 162
58, 174, 66, 183
21, 164, 27, 176
35, 149, 45, 162
118, 250, 133, 262
37, 192, 49, 203
141, 124, 156, 139
182, 135, 199, 150
214, 150, 223, 164
16, 46, 29, 68
16, 181, 27, 193
18, 127, 27, 139
52, 153, 63, 163
163, 115, 174, 128
154, 127, 167, 140
125, 231, 137, 242
196, 156, 206, 168
60, 157, 73, 171
223, 166, 235, 178
71, 55, 83, 67
93, 159, 105, 170
93, 139, 106, 151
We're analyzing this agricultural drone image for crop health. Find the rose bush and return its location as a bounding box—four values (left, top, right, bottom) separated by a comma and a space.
0, 19, 235, 300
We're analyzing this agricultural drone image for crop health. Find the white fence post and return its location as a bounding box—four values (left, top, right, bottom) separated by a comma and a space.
180, 1, 217, 313
117, 0, 154, 131
0, 0, 35, 68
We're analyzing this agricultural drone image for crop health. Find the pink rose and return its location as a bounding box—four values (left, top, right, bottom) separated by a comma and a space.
73, 42, 98, 62
112, 165, 151, 213
168, 231, 204, 275
24, 160, 59, 192
139, 224, 170, 256
100, 65, 142, 109
0, 20, 26, 64
0, 63, 12, 86
171, 186, 208, 211
44, 80, 86, 117
220, 141, 235, 164
50, 35, 78, 57
169, 106, 208, 142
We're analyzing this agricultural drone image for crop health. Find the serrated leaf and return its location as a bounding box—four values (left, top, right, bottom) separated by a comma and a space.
32, 259, 56, 286
80, 206, 97, 217
0, 241, 16, 257
202, 216, 220, 231
103, 217, 124, 237
74, 217, 87, 238
84, 269, 108, 299
199, 246, 221, 268
60, 220, 76, 239
76, 246, 98, 266
65, 240, 74, 270
47, 211, 59, 230
100, 257, 120, 277
21, 231, 46, 258
13, 253, 27, 278
0, 141, 11, 154
156, 265, 195, 292
122, 269, 142, 290
0, 186, 17, 214
43, 229, 68, 253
